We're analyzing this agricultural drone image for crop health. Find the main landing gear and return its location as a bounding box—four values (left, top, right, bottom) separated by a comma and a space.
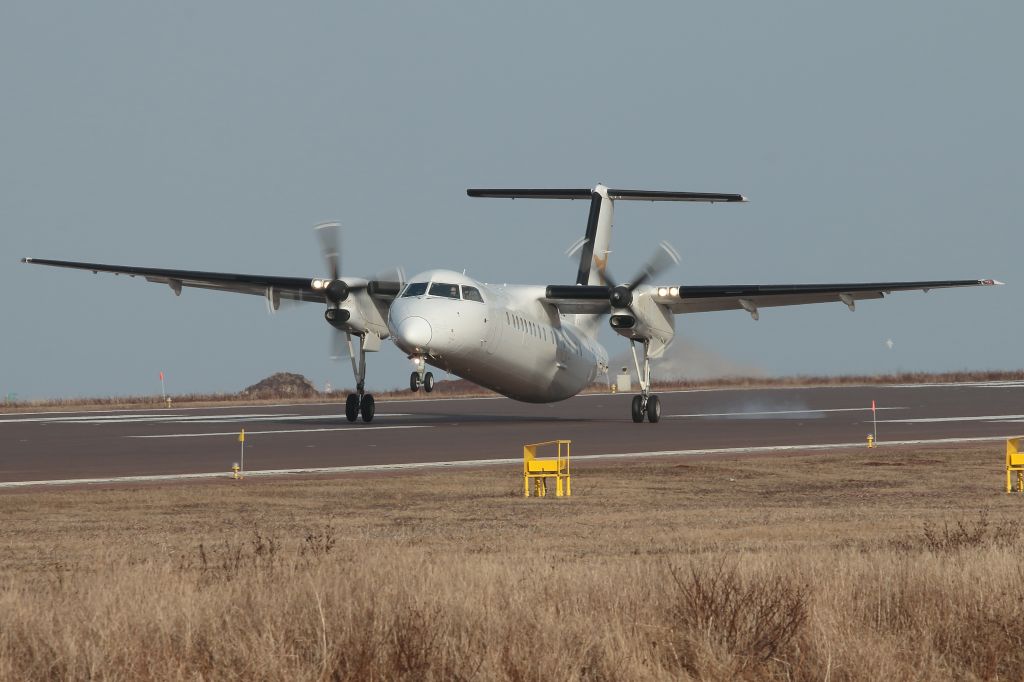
629, 339, 661, 423
409, 356, 434, 393
344, 334, 376, 423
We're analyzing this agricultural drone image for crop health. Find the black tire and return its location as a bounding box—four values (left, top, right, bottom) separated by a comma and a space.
345, 394, 359, 422
646, 394, 661, 423
631, 395, 645, 423
424, 372, 434, 393
410, 372, 421, 392
360, 394, 375, 423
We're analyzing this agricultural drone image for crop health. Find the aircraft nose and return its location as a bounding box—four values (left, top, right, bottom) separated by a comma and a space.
396, 316, 432, 351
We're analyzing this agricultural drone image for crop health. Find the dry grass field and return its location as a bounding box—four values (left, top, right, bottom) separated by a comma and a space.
1, 446, 1022, 680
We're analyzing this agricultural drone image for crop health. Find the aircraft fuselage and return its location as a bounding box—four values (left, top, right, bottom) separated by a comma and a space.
389, 269, 608, 402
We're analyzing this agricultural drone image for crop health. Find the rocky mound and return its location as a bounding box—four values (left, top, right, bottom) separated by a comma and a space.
242, 372, 320, 399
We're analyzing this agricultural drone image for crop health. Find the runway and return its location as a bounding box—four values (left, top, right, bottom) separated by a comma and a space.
2, 381, 1024, 486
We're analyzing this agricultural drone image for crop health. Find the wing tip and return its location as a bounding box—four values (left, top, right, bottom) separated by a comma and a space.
21, 257, 31, 263
982, 278, 1005, 286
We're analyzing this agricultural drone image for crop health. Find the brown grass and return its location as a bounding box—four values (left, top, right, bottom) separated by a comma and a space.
5, 369, 1024, 413
1, 446, 1022, 679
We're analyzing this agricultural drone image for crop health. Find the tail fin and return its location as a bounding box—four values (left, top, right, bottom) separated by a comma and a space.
467, 184, 746, 335
467, 184, 621, 287
574, 185, 614, 286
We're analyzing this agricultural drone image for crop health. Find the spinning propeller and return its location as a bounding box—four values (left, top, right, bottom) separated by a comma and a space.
602, 241, 680, 311
312, 222, 404, 360
547, 240, 681, 323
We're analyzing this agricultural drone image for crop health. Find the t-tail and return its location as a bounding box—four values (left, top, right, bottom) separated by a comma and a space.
467, 183, 746, 336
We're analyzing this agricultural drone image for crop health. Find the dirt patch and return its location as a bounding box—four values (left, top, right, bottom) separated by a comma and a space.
242, 372, 319, 399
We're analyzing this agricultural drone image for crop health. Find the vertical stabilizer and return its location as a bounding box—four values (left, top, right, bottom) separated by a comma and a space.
575, 184, 614, 286
466, 184, 744, 339
571, 185, 613, 335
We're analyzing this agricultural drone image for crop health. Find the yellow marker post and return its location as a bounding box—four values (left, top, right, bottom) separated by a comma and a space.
867, 434, 875, 448
238, 429, 245, 478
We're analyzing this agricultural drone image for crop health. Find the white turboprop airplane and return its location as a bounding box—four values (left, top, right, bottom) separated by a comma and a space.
22, 184, 1001, 423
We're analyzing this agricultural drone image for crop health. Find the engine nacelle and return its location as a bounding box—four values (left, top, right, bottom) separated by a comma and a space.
324, 308, 351, 329
609, 292, 675, 358
323, 289, 391, 339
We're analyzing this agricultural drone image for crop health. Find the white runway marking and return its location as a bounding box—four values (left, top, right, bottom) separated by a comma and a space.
0, 413, 410, 425
0, 435, 1006, 489
668, 407, 907, 418
127, 425, 431, 439
887, 380, 1024, 389
878, 414, 1024, 424
0, 401, 352, 417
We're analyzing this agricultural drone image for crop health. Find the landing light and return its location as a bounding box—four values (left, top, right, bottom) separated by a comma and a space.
312, 279, 325, 290
670, 287, 679, 297
657, 287, 668, 297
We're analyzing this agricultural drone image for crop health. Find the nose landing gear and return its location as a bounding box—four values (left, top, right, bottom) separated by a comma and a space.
408, 356, 435, 393
629, 339, 661, 423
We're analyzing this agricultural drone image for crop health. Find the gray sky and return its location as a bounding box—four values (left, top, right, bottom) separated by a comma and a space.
2, 2, 1020, 400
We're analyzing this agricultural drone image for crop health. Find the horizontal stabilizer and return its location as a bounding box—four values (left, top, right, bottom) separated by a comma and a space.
467, 189, 592, 199
468, 187, 746, 202
606, 189, 746, 203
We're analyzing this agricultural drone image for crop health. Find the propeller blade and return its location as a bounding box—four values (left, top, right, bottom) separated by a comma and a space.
330, 328, 352, 361
628, 241, 680, 291
600, 267, 620, 290
314, 222, 342, 282
367, 266, 406, 296
565, 236, 588, 259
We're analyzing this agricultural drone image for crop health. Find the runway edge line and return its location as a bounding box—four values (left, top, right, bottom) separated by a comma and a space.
0, 435, 1008, 489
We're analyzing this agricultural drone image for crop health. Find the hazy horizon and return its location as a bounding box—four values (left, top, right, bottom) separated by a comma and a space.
3, 3, 1020, 401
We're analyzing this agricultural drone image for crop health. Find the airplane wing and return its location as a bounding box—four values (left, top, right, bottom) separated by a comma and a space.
544, 279, 1002, 316
657, 279, 1002, 314
20, 258, 403, 304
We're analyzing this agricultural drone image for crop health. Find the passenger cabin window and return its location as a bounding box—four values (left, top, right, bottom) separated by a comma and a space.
402, 282, 428, 297
428, 282, 460, 299
462, 285, 484, 303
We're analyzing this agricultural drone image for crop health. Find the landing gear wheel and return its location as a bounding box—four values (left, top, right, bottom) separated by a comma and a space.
345, 394, 359, 422
646, 395, 661, 423
423, 372, 434, 393
360, 394, 375, 423
410, 372, 421, 393
631, 395, 645, 423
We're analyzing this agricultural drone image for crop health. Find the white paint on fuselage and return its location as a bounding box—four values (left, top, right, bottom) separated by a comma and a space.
389, 269, 608, 403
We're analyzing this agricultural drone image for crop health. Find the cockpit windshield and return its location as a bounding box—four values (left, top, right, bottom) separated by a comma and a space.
401, 282, 428, 297
402, 281, 484, 302
428, 282, 460, 299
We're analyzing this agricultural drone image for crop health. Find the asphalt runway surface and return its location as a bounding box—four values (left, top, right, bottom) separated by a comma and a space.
3, 381, 1024, 486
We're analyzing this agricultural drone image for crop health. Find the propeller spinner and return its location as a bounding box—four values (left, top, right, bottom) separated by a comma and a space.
602, 241, 681, 314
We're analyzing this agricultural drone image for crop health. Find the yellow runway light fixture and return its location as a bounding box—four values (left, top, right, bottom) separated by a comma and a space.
523, 440, 571, 497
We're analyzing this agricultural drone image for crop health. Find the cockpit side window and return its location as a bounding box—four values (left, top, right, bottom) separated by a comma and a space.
462, 285, 484, 303
401, 282, 429, 297
428, 282, 460, 299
